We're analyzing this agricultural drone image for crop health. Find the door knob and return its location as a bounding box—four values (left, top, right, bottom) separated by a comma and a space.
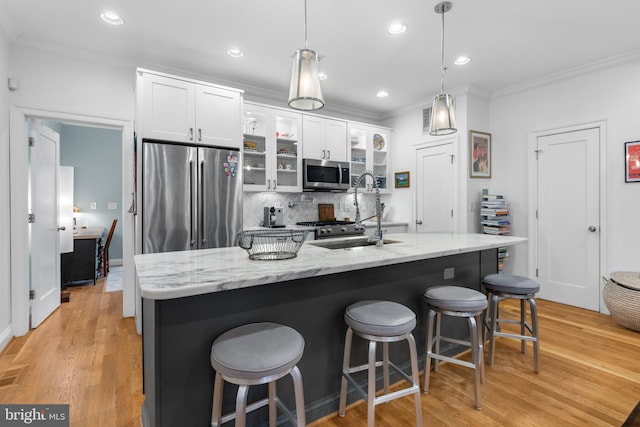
588, 226, 597, 232
57, 226, 66, 231
416, 220, 423, 225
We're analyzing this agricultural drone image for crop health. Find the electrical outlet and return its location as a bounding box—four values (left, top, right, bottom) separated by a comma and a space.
108, 202, 117, 210
340, 202, 349, 212
444, 267, 455, 279
90, 202, 97, 210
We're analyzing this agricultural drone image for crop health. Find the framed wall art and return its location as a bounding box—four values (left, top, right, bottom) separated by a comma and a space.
625, 140, 640, 182
394, 171, 410, 188
469, 130, 491, 178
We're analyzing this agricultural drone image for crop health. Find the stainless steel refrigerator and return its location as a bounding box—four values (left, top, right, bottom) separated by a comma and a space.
142, 140, 242, 254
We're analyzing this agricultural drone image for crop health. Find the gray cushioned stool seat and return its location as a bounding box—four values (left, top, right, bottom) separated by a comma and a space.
425, 286, 488, 312
345, 300, 416, 337
483, 274, 540, 295
211, 322, 304, 381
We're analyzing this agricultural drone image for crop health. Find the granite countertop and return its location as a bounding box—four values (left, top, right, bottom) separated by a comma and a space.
135, 232, 527, 301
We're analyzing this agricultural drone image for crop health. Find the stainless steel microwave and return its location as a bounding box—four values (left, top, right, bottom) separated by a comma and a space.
303, 159, 350, 191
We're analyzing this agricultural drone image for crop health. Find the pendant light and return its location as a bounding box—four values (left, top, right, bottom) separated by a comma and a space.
429, 1, 457, 136
288, 0, 324, 111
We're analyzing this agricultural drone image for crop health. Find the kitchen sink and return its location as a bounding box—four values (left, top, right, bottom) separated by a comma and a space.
309, 237, 401, 250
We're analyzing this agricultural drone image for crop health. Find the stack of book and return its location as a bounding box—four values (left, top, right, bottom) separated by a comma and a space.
480, 193, 511, 235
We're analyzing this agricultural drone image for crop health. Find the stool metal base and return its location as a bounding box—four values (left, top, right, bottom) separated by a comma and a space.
423, 308, 485, 410
338, 327, 423, 427
211, 365, 306, 427
484, 291, 540, 373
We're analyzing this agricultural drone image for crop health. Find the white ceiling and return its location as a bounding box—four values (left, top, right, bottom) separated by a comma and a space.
2, 0, 640, 119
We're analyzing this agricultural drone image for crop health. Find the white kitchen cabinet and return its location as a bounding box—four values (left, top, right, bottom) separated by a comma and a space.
139, 70, 242, 149
302, 116, 347, 162
348, 123, 391, 193
242, 102, 302, 192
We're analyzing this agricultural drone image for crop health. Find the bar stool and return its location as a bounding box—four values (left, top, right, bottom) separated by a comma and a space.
338, 300, 423, 427
482, 274, 540, 373
423, 286, 487, 410
210, 322, 306, 427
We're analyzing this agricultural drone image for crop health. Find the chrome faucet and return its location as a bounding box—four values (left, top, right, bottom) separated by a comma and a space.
353, 170, 383, 248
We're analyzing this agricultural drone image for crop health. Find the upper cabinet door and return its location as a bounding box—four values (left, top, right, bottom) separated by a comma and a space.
141, 74, 195, 142
302, 116, 347, 162
324, 119, 347, 162
195, 84, 242, 149
302, 115, 325, 160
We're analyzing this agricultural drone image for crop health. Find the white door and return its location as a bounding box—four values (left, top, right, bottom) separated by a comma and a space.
58, 166, 74, 254
29, 119, 61, 328
416, 142, 455, 232
536, 128, 600, 310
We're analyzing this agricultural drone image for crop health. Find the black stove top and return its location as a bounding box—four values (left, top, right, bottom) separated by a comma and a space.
296, 220, 364, 239
296, 221, 355, 226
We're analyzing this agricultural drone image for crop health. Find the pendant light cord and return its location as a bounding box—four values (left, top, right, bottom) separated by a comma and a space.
440, 7, 446, 94
304, 0, 308, 49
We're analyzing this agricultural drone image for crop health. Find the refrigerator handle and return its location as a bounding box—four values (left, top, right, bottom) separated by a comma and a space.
189, 160, 196, 247
200, 158, 207, 246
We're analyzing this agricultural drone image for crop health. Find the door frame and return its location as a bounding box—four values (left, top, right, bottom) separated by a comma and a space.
10, 105, 135, 335
413, 136, 463, 233
527, 120, 608, 312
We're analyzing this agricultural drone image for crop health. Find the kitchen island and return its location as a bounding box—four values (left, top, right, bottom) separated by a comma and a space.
136, 232, 527, 427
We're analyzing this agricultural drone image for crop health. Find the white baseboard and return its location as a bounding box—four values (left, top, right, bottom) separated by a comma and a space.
0, 324, 13, 353
111, 258, 123, 267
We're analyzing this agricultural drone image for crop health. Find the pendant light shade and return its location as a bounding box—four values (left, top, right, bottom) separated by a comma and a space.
288, 0, 324, 111
288, 48, 324, 110
429, 2, 457, 136
430, 93, 456, 136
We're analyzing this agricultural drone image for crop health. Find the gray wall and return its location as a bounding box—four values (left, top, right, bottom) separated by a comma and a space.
59, 124, 123, 260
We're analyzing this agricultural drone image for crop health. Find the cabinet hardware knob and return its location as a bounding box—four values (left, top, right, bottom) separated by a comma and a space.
588, 226, 597, 232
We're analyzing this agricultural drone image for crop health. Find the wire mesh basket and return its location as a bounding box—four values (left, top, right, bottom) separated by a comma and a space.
238, 229, 311, 260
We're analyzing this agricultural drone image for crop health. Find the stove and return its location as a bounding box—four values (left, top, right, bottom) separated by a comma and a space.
296, 220, 365, 239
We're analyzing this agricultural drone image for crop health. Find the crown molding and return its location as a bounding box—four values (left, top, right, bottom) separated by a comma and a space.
383, 83, 490, 121
11, 38, 383, 125
492, 49, 640, 99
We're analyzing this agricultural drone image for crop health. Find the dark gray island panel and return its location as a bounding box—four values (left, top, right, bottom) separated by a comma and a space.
141, 249, 498, 426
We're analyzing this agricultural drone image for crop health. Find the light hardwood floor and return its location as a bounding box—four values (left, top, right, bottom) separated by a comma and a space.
1, 279, 639, 426
0, 279, 143, 427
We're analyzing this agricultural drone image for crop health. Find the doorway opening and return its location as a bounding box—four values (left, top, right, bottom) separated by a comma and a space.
9, 106, 135, 336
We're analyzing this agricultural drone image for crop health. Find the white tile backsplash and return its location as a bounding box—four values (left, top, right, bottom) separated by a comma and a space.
243, 192, 392, 227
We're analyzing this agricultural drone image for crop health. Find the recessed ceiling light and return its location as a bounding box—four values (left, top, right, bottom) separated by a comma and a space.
227, 49, 244, 58
318, 72, 327, 80
387, 23, 407, 35
100, 11, 124, 26
454, 56, 471, 65
376, 90, 389, 98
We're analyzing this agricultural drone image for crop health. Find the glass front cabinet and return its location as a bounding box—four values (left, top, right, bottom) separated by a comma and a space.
242, 102, 302, 192
348, 123, 391, 194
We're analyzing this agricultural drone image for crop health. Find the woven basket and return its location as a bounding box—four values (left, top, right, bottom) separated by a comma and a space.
603, 271, 640, 332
